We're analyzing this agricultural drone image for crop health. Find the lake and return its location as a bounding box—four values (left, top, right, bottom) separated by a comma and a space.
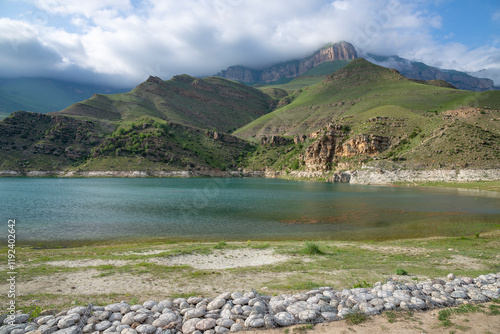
1, 177, 499, 244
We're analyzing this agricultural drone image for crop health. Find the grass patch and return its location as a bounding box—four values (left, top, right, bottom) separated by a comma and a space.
344, 311, 367, 325
302, 241, 323, 255
214, 241, 227, 249
438, 304, 483, 327
292, 324, 314, 333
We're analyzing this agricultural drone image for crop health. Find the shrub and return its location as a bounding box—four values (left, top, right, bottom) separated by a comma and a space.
396, 268, 408, 275
303, 241, 323, 255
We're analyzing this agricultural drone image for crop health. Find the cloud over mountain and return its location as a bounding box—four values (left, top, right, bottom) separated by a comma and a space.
0, 0, 498, 87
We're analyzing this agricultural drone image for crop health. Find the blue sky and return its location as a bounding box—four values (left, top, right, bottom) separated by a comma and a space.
0, 0, 499, 87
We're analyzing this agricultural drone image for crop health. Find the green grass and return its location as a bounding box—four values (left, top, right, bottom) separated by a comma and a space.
56, 75, 274, 133
344, 311, 367, 325
302, 241, 324, 255
438, 304, 483, 327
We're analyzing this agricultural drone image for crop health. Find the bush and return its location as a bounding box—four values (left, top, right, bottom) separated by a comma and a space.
396, 268, 408, 275
303, 241, 323, 255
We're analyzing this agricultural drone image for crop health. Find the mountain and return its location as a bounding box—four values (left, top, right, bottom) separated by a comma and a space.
1, 58, 499, 176
0, 77, 129, 119
366, 55, 495, 91
216, 41, 357, 85
52, 74, 275, 133
236, 58, 500, 171
215, 42, 494, 92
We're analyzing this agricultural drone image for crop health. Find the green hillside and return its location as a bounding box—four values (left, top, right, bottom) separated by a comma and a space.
54, 75, 275, 133
236, 59, 500, 172
1, 58, 498, 175
0, 111, 252, 172
235, 58, 499, 139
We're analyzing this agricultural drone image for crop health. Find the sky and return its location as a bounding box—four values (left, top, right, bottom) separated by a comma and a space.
0, 0, 499, 87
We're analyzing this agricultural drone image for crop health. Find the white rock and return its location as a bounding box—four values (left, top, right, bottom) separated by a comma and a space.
182, 318, 201, 334
274, 312, 295, 327
185, 308, 206, 319
135, 324, 156, 334
57, 314, 80, 329
196, 318, 216, 331
95, 320, 112, 331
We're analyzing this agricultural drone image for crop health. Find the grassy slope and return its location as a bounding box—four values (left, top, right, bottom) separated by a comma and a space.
53, 75, 275, 133
236, 59, 496, 138
237, 59, 500, 171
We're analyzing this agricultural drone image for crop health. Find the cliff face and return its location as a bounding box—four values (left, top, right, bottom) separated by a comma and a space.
216, 41, 357, 84
303, 125, 390, 171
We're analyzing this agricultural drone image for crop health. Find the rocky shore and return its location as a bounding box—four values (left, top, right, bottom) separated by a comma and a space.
2, 272, 499, 334
2, 168, 500, 185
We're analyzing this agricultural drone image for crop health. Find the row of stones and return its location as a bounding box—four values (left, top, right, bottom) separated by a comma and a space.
2, 272, 499, 334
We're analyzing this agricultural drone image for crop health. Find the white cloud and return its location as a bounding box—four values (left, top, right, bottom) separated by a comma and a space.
0, 0, 498, 87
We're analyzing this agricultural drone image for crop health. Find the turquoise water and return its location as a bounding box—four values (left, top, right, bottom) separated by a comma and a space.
1, 178, 499, 243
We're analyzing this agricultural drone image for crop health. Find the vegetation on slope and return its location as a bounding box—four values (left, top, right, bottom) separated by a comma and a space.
0, 112, 254, 172
53, 75, 275, 133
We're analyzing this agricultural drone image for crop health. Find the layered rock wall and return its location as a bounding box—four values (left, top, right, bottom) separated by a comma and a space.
216, 42, 357, 84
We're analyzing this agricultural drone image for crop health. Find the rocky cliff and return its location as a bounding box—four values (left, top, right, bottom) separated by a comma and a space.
302, 124, 390, 171
216, 41, 357, 84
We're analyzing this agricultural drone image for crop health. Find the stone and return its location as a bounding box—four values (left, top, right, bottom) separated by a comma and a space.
244, 315, 264, 328
37, 316, 56, 325
263, 315, 275, 329
121, 329, 138, 334
182, 318, 201, 334
115, 325, 129, 333
298, 310, 317, 322
187, 297, 203, 305
51, 326, 80, 334
321, 312, 339, 321
5, 314, 30, 325
109, 313, 123, 322
82, 324, 94, 333
67, 306, 88, 316
451, 291, 468, 299
133, 314, 148, 323
207, 298, 226, 311
95, 321, 112, 331
103, 326, 117, 333
214, 326, 229, 334
105, 303, 129, 313
274, 312, 296, 327
232, 297, 250, 306
57, 314, 80, 329
229, 323, 244, 332
142, 301, 157, 310
135, 324, 156, 334
216, 318, 234, 328
97, 311, 111, 321
10, 330, 26, 334
196, 318, 216, 331
184, 308, 205, 319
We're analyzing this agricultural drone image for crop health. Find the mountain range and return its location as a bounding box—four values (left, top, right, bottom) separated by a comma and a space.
1, 52, 499, 177
215, 42, 495, 91
0, 41, 496, 122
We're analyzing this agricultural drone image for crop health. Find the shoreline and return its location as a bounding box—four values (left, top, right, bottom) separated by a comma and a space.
1, 167, 500, 185
1, 237, 499, 334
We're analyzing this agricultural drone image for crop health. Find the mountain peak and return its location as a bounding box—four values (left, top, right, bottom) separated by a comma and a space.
216, 41, 357, 84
